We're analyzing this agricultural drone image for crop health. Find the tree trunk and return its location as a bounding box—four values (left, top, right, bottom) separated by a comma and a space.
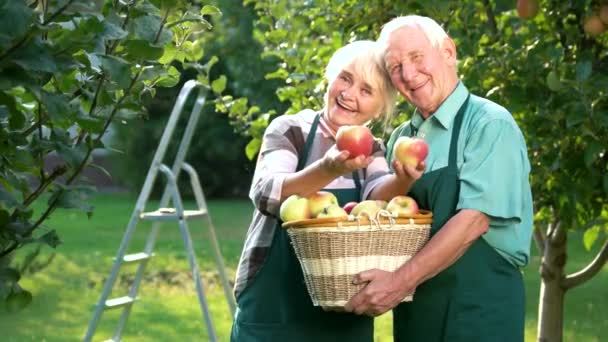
537, 221, 567, 342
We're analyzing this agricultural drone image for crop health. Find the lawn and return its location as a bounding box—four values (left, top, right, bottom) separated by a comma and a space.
0, 192, 606, 341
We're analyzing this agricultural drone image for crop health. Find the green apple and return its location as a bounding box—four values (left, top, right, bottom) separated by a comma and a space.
308, 191, 339, 217
386, 195, 419, 216
351, 200, 384, 217
279, 195, 311, 222
316, 204, 348, 218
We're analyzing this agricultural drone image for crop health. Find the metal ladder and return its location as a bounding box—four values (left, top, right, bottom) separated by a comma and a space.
83, 80, 236, 342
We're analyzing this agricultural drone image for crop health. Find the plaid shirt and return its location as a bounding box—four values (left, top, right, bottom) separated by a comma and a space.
233, 109, 391, 298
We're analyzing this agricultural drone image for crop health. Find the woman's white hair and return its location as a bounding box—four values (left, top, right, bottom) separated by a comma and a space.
378, 15, 449, 51
323, 40, 397, 120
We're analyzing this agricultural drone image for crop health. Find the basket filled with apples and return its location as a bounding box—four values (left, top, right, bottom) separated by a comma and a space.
280, 126, 432, 310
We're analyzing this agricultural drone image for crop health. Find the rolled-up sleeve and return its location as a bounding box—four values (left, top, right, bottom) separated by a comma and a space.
457, 118, 528, 226
249, 119, 300, 217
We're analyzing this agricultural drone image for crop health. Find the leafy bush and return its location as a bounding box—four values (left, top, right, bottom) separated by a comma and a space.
0, 0, 233, 311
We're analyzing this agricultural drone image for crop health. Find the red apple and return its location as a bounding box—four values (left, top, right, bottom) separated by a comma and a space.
279, 195, 311, 222
393, 136, 429, 168
386, 195, 419, 216
342, 201, 358, 214
584, 15, 605, 36
517, 0, 539, 19
307, 191, 339, 218
336, 125, 374, 157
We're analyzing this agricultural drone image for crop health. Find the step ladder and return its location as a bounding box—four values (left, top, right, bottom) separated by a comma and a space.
83, 80, 236, 342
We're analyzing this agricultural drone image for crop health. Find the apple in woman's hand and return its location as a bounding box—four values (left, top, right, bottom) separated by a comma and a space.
336, 126, 373, 158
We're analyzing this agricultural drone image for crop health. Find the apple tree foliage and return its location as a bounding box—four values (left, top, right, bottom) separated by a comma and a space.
0, 0, 239, 312
235, 0, 607, 340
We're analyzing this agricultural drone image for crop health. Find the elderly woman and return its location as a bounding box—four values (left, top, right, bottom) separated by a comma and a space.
230, 40, 418, 341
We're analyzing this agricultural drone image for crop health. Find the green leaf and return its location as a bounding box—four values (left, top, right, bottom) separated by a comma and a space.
583, 141, 602, 168
0, 268, 20, 284
0, 0, 34, 50
211, 75, 227, 93
8, 110, 25, 130
158, 44, 177, 65
133, 15, 162, 42
50, 186, 95, 215
38, 230, 62, 248
245, 138, 262, 160
101, 20, 128, 41
0, 208, 9, 227
182, 40, 204, 62
75, 114, 105, 132
155, 66, 180, 87
5, 288, 32, 312
11, 149, 35, 172
99, 55, 132, 89
201, 5, 222, 16
11, 37, 58, 73
546, 71, 562, 92
124, 40, 164, 61
604, 173, 608, 194
132, 15, 172, 45
55, 142, 89, 169
583, 226, 600, 251
42, 92, 75, 122
575, 60, 592, 82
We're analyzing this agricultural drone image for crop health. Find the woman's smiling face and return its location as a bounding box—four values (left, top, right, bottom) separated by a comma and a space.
324, 66, 384, 132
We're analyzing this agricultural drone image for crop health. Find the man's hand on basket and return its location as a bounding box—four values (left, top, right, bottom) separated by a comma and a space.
344, 268, 414, 316
321, 145, 373, 177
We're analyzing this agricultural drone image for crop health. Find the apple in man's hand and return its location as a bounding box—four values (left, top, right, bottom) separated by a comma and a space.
308, 191, 339, 217
279, 195, 311, 222
393, 136, 429, 168
336, 125, 374, 158
386, 195, 419, 216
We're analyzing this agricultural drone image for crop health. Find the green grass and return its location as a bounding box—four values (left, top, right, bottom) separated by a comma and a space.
0, 192, 606, 341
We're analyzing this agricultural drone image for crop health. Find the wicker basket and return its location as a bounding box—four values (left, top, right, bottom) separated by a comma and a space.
282, 209, 432, 311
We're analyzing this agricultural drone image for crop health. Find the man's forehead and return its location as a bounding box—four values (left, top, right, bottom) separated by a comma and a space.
384, 27, 430, 58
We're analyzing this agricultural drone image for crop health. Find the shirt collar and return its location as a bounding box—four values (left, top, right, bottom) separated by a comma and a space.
411, 81, 469, 130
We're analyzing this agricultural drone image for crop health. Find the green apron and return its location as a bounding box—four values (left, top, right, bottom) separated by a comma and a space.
231, 114, 373, 342
391, 96, 525, 342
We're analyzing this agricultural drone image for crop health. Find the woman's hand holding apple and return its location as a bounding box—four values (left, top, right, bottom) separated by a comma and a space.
321, 145, 373, 177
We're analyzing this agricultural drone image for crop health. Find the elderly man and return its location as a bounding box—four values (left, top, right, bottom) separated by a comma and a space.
346, 15, 533, 342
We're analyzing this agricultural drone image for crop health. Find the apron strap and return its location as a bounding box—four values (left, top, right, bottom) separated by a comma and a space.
297, 113, 361, 193
297, 113, 321, 172
448, 94, 470, 169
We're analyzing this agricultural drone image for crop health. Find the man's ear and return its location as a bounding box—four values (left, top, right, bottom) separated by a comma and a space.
441, 37, 457, 66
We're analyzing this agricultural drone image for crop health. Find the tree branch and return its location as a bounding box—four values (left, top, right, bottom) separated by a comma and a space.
22, 165, 67, 207
533, 222, 546, 254
41, 0, 76, 25
562, 240, 608, 290
481, 0, 498, 37
154, 7, 170, 45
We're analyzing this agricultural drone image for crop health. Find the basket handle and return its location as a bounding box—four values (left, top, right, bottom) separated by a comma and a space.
353, 210, 412, 230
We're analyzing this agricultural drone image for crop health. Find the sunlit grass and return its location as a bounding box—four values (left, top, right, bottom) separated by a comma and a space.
0, 192, 605, 341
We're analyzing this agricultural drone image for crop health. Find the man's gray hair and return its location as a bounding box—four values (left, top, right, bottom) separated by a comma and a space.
378, 15, 449, 50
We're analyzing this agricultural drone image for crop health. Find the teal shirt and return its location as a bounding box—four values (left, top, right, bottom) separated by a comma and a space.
387, 82, 533, 267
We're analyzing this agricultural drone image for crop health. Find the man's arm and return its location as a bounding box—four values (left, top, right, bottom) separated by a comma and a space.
344, 208, 489, 316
